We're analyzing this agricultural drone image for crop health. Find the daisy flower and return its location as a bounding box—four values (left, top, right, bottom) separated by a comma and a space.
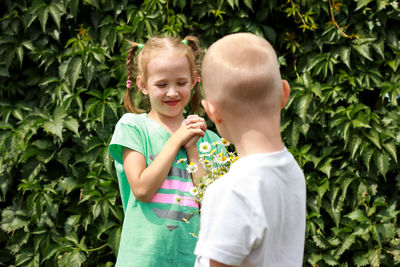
199, 141, 211, 153
176, 158, 187, 164
190, 187, 199, 196
189, 232, 198, 238
221, 138, 230, 146
186, 162, 198, 174
216, 153, 228, 164
175, 196, 181, 203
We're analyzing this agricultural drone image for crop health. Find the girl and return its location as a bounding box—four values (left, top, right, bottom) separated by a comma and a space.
108, 36, 221, 266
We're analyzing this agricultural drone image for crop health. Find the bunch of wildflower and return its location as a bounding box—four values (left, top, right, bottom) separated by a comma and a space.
178, 138, 238, 203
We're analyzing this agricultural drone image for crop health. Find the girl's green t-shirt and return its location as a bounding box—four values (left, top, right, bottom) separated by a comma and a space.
109, 113, 221, 267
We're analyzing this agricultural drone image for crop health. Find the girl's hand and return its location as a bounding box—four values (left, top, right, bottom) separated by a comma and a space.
183, 115, 207, 149
171, 115, 206, 148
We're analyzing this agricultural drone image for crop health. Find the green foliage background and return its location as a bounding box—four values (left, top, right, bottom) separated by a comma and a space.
0, 0, 399, 266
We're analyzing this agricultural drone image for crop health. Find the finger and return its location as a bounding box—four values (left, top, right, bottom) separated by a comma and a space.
185, 115, 203, 123
186, 122, 206, 130
186, 126, 205, 136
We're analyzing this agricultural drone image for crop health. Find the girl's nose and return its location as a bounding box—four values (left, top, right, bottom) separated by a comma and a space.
166, 86, 179, 96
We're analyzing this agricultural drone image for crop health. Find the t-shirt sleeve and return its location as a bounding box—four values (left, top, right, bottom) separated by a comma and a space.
109, 121, 145, 164
194, 181, 264, 266
202, 130, 227, 155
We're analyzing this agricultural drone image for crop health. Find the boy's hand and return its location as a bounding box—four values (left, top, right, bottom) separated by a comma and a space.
183, 115, 207, 148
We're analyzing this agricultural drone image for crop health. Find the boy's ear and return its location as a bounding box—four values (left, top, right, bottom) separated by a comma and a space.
281, 80, 291, 109
201, 99, 222, 124
136, 76, 148, 95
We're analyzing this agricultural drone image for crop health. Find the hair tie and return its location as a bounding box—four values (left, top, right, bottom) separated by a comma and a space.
181, 40, 188, 45
126, 80, 132, 89
138, 44, 144, 50
197, 76, 201, 83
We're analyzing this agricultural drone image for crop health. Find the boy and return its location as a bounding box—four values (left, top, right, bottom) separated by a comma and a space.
194, 33, 306, 267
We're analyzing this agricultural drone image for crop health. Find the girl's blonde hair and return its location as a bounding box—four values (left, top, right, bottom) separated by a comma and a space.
124, 36, 202, 114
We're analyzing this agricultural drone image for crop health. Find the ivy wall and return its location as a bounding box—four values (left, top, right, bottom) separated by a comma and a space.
0, 0, 399, 266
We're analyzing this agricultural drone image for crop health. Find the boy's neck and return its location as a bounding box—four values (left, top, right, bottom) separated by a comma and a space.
225, 118, 284, 158
234, 131, 284, 158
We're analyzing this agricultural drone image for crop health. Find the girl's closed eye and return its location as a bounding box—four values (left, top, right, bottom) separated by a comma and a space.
177, 80, 188, 86
156, 83, 167, 88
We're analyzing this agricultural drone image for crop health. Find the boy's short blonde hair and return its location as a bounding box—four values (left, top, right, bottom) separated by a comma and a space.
202, 33, 283, 116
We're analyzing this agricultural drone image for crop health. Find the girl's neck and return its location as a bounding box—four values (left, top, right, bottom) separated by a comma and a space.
147, 110, 184, 133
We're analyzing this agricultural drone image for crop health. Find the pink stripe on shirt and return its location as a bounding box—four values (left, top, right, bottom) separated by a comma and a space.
150, 193, 199, 208
160, 179, 193, 191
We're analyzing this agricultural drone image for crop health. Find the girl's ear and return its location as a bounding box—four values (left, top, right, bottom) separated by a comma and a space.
136, 76, 148, 95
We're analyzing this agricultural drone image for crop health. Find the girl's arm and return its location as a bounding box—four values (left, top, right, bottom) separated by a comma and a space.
123, 119, 205, 202
210, 260, 233, 267
184, 115, 207, 186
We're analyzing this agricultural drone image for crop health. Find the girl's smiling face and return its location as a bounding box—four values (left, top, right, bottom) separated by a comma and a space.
138, 51, 195, 120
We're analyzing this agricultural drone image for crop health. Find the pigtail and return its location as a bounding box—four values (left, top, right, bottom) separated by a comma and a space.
183, 36, 203, 114
124, 41, 144, 114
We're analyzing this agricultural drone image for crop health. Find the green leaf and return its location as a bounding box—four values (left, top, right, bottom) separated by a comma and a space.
43, 107, 67, 140
32, 139, 53, 150
367, 248, 380, 266
355, 0, 374, 10
1, 208, 29, 232
377, 0, 389, 11
38, 4, 49, 32
15, 250, 34, 266
363, 129, 381, 149
339, 46, 351, 69
349, 135, 363, 158
107, 227, 121, 256
67, 57, 82, 90
243, 0, 253, 10
308, 253, 323, 265
58, 148, 73, 170
374, 152, 390, 177
322, 253, 339, 266
373, 39, 385, 59
65, 215, 80, 233
318, 158, 333, 178
296, 94, 311, 121
48, 4, 62, 30
362, 147, 374, 172
16, 46, 24, 68
354, 252, 370, 266
42, 243, 60, 262
0, 65, 10, 77
58, 177, 78, 194
0, 121, 13, 129
64, 117, 80, 136
382, 142, 397, 162
336, 235, 355, 256
353, 43, 373, 61
345, 209, 368, 222
312, 234, 328, 248
352, 113, 371, 128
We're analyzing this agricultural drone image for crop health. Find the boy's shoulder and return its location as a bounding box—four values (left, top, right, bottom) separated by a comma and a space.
211, 150, 300, 192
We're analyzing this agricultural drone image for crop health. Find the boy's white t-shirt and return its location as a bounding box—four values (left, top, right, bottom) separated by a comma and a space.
194, 148, 306, 267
